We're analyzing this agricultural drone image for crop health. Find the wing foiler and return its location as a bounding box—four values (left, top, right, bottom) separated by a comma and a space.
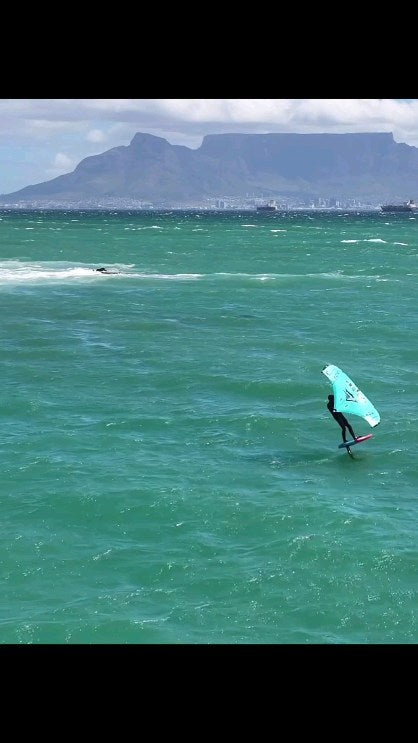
322, 364, 380, 428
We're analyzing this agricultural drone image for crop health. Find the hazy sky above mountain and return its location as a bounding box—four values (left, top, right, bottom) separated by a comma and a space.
1, 98, 417, 194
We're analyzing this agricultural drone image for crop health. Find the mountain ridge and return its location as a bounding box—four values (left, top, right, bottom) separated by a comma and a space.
2, 131, 418, 204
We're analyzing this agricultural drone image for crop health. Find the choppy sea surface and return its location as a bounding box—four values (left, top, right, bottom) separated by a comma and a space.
0, 208, 417, 644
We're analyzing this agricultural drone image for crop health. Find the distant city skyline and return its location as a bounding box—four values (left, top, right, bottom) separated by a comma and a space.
0, 99, 417, 194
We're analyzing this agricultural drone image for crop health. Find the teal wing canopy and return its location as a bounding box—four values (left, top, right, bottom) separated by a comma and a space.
322, 364, 380, 428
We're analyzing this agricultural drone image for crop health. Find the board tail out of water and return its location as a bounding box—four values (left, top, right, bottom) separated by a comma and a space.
338, 434, 373, 449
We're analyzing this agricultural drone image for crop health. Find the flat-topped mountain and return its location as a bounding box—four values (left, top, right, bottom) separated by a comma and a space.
2, 131, 418, 204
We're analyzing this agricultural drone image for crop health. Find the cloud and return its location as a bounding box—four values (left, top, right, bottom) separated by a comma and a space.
43, 152, 74, 180
2, 99, 418, 144
86, 129, 107, 143
53, 153, 73, 169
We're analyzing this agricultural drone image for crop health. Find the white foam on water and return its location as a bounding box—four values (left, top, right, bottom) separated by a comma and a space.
0, 262, 394, 286
0, 262, 135, 284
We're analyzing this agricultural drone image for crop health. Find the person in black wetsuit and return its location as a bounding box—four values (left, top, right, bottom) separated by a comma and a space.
327, 394, 357, 453
95, 267, 111, 273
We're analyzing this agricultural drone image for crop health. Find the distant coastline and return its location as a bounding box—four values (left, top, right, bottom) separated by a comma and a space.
0, 195, 382, 213
1, 131, 417, 209
0, 204, 383, 213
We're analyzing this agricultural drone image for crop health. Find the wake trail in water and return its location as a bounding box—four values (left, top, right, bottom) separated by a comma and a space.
0, 262, 392, 285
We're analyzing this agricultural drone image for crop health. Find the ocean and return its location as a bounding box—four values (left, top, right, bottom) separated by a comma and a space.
0, 208, 416, 644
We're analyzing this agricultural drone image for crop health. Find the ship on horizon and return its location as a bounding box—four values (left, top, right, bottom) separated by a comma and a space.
256, 202, 277, 213
381, 199, 417, 212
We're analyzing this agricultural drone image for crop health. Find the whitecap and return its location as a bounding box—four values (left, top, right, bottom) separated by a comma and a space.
0, 261, 135, 284
133, 273, 202, 280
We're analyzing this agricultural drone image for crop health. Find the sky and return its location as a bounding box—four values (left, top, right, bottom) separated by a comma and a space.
1, 98, 418, 194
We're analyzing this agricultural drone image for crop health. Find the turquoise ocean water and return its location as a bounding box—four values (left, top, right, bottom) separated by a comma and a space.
0, 208, 416, 644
